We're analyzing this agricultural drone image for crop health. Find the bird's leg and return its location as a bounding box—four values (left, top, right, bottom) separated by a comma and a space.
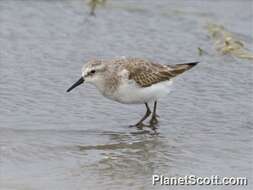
130, 103, 151, 129
149, 101, 159, 125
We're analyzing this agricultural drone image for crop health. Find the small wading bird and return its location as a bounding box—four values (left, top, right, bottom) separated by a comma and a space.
67, 58, 198, 130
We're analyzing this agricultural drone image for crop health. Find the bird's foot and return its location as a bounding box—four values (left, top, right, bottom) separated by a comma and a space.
146, 123, 158, 130
129, 122, 147, 130
149, 115, 159, 125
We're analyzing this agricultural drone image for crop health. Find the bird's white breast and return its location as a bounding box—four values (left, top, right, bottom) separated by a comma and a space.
111, 79, 173, 104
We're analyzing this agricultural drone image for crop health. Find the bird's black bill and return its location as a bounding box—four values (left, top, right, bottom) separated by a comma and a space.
66, 77, 84, 92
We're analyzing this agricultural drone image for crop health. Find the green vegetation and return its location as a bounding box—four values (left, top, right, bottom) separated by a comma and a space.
207, 23, 253, 60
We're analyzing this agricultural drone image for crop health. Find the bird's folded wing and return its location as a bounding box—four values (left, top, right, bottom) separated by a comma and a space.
124, 60, 175, 87
121, 58, 197, 88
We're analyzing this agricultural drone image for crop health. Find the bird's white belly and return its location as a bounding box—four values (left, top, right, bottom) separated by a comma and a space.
110, 80, 173, 104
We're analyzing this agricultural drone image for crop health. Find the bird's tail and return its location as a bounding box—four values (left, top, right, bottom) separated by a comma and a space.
169, 61, 198, 76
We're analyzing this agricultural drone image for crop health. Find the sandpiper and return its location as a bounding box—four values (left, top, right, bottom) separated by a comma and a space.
67, 58, 198, 129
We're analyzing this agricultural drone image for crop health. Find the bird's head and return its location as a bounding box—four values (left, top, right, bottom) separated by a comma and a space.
66, 59, 107, 92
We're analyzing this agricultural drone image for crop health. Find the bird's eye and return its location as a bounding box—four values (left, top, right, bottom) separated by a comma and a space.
90, 70, 96, 74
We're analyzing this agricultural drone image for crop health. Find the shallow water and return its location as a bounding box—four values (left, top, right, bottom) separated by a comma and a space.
0, 0, 252, 189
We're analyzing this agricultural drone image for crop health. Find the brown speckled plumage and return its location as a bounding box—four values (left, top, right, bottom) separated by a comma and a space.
104, 58, 197, 88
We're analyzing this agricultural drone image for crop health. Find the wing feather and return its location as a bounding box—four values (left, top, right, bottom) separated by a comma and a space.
121, 58, 173, 87
115, 58, 198, 87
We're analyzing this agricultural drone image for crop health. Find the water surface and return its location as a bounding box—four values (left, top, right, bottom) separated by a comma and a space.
0, 0, 252, 189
